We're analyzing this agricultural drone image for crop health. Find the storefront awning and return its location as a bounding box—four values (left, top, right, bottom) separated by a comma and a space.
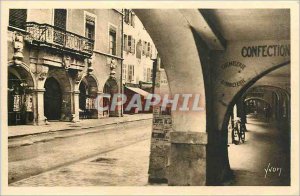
125, 86, 151, 98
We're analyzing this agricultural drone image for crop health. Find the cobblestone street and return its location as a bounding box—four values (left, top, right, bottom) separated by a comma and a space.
11, 139, 151, 186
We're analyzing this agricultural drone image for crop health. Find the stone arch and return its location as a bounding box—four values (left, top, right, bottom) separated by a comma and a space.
44, 68, 73, 121
246, 85, 290, 120
103, 77, 120, 117
8, 61, 35, 88
135, 10, 207, 185
78, 74, 99, 119
222, 61, 290, 131
215, 61, 290, 184
8, 62, 36, 125
244, 97, 272, 105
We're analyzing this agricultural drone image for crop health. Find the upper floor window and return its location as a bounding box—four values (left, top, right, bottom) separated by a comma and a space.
123, 34, 135, 54
85, 15, 95, 40
54, 9, 67, 30
124, 9, 135, 27
128, 65, 135, 82
9, 9, 27, 30
109, 28, 117, 55
146, 68, 153, 82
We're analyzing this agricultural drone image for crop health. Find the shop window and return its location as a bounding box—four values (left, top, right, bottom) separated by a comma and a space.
9, 9, 27, 30
109, 28, 117, 55
85, 15, 95, 40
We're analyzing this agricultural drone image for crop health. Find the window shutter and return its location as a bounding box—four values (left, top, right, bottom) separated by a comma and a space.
124, 34, 127, 51
132, 13, 135, 27
128, 35, 132, 52
131, 38, 135, 54
9, 9, 27, 29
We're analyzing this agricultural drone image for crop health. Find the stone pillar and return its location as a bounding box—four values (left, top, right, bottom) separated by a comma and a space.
35, 88, 46, 125
61, 91, 73, 121
168, 131, 207, 186
73, 90, 80, 122
97, 92, 104, 118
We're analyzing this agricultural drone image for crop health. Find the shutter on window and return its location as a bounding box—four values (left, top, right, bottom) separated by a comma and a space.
131, 38, 135, 54
124, 35, 127, 51
9, 9, 27, 29
128, 35, 132, 52
132, 13, 135, 27
54, 9, 67, 30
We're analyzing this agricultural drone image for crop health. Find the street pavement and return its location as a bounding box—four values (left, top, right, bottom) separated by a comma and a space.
10, 139, 151, 186
8, 118, 152, 184
9, 115, 290, 186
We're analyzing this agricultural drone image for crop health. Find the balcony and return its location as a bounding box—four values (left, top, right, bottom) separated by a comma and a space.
25, 22, 94, 57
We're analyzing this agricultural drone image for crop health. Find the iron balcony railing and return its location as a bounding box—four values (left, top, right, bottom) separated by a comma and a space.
25, 22, 94, 56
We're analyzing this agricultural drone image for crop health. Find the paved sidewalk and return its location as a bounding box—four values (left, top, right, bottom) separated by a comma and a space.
8, 114, 153, 138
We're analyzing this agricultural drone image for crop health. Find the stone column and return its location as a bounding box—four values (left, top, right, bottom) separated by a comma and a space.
73, 90, 80, 122
97, 91, 104, 118
35, 88, 46, 125
61, 91, 73, 121
168, 131, 207, 186
166, 106, 207, 186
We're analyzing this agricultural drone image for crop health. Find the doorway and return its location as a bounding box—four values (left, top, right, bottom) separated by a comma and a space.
44, 77, 62, 120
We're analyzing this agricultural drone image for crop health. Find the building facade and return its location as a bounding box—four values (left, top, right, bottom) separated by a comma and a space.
7, 9, 123, 126
122, 9, 157, 113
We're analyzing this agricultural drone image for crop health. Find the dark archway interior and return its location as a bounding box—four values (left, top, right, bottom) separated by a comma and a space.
103, 78, 119, 117
44, 77, 62, 120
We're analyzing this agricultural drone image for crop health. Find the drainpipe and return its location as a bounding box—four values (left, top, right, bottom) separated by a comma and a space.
120, 9, 124, 117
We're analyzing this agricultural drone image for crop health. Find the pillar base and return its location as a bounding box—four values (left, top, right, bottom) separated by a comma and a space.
168, 131, 207, 186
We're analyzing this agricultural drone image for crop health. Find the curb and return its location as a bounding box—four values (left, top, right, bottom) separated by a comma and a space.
8, 116, 153, 139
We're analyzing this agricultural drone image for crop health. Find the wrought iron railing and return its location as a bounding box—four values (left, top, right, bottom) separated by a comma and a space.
25, 22, 94, 56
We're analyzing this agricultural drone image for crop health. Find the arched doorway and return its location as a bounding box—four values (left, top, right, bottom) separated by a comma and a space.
44, 77, 62, 120
8, 64, 35, 126
103, 78, 119, 117
79, 75, 99, 119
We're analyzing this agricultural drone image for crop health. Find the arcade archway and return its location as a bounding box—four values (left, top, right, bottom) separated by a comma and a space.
103, 77, 120, 117
8, 64, 35, 125
79, 75, 99, 119
135, 9, 290, 186
44, 77, 62, 120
